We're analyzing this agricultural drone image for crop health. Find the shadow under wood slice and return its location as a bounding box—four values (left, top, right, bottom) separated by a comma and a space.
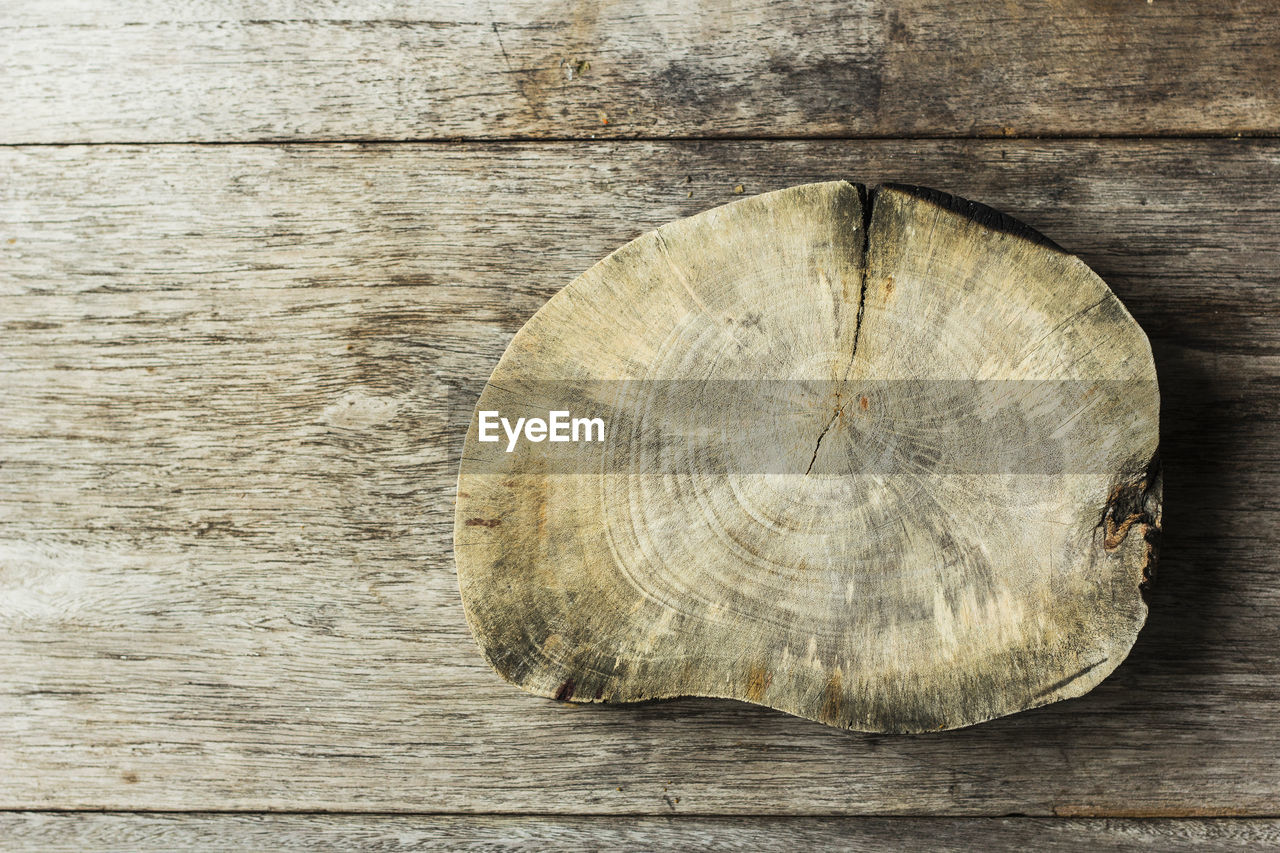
454, 181, 1160, 733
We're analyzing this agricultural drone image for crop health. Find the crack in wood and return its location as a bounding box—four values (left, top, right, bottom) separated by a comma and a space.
1034, 658, 1108, 699
805, 184, 874, 476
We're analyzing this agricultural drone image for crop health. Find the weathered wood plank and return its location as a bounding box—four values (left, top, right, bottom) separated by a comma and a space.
1, 141, 1278, 814
2, 1, 1279, 143
3, 813, 1279, 852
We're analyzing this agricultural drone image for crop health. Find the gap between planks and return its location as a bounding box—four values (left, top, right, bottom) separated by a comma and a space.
0, 132, 1277, 148
3, 810, 1280, 819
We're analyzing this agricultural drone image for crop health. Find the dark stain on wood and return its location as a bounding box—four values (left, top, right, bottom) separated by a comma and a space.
883, 182, 1065, 252
819, 670, 845, 727
746, 665, 773, 703
1099, 451, 1162, 554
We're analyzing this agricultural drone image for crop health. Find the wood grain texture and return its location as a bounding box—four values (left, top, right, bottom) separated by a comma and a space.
2, 813, 1279, 852
455, 180, 1161, 732
1, 140, 1278, 813
2, 0, 1279, 143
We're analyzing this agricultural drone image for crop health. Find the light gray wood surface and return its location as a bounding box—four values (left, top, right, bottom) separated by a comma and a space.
2, 1, 1279, 143
2, 141, 1278, 815
2, 813, 1278, 852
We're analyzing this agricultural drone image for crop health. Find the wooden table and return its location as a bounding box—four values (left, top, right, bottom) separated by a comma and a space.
2, 2, 1279, 849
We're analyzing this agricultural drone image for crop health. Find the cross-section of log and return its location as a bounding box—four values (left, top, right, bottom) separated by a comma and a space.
454, 181, 1161, 733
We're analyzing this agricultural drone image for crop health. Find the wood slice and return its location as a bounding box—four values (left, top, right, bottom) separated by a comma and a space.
454, 181, 1161, 733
